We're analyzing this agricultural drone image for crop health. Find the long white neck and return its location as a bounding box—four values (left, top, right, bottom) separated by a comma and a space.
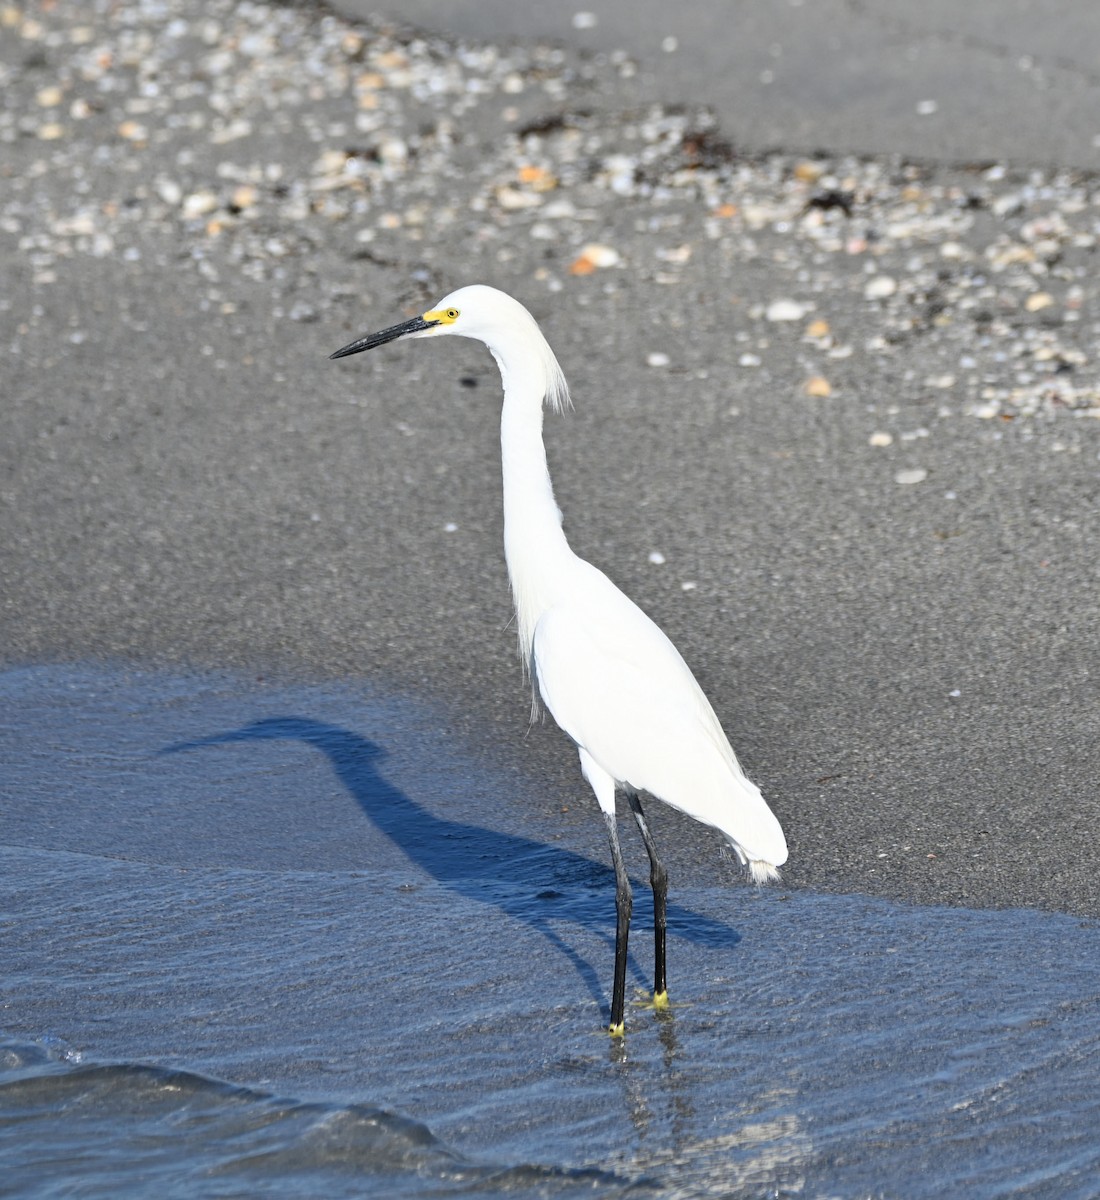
492, 342, 574, 671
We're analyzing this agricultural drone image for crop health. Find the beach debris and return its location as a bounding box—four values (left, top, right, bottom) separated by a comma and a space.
766, 299, 809, 322
803, 376, 832, 397
0, 0, 1096, 432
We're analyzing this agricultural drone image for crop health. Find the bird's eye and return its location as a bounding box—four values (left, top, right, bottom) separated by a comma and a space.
445, 308, 460, 321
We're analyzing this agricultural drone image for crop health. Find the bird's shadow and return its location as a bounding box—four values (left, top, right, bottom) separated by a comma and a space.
160, 716, 740, 1017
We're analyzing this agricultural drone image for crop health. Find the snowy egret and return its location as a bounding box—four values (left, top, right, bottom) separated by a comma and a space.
330, 285, 787, 1035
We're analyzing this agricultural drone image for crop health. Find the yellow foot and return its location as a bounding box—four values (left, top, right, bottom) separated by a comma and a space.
608, 1020, 626, 1038
635, 989, 671, 1012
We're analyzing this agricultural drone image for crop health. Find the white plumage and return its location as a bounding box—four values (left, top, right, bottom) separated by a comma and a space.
532, 585, 787, 878
330, 284, 787, 1034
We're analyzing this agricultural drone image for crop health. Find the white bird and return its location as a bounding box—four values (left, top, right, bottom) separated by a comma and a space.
330, 285, 787, 1035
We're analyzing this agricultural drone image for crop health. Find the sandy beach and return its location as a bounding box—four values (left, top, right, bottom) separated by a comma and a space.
4, 3, 1100, 1194
4, 0, 1098, 913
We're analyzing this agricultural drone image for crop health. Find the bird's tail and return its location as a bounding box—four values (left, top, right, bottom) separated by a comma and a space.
716, 776, 787, 885
747, 857, 782, 885
725, 835, 784, 885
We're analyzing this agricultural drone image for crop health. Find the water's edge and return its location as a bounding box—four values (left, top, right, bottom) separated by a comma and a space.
4, 663, 1100, 1199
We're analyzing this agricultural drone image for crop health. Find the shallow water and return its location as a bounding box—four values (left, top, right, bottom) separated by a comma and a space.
3, 664, 1100, 1198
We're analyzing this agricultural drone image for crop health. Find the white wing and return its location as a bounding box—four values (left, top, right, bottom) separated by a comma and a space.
532, 560, 787, 871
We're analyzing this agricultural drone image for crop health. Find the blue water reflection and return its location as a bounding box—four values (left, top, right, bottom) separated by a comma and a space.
161, 717, 739, 1018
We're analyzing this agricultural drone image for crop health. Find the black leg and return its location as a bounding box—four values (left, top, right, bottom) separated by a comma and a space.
603, 810, 632, 1036
626, 790, 669, 1006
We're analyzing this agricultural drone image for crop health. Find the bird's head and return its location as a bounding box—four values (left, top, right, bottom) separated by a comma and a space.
329, 284, 570, 411
328, 285, 517, 358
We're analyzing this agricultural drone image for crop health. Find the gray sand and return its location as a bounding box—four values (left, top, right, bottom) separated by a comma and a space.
335, 0, 1100, 169
2, 0, 1099, 918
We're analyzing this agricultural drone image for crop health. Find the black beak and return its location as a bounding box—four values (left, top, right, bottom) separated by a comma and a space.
328, 314, 439, 360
